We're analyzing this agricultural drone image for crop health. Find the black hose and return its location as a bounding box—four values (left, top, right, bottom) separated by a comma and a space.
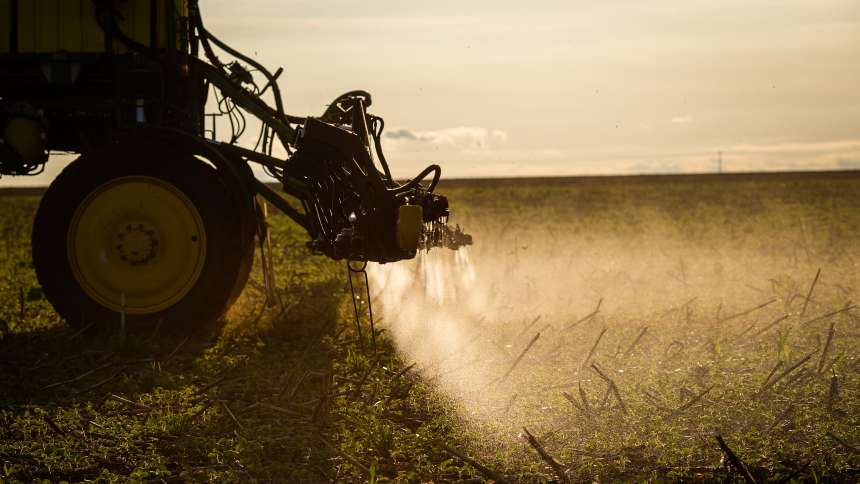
369, 116, 393, 182
189, 5, 286, 119
364, 113, 441, 195
390, 164, 441, 194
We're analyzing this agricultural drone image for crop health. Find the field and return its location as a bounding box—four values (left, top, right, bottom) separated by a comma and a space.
1, 171, 859, 482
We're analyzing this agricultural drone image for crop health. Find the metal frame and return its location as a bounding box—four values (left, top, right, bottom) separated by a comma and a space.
1, 0, 471, 264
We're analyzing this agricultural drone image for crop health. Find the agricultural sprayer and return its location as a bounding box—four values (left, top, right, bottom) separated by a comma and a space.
0, 0, 471, 330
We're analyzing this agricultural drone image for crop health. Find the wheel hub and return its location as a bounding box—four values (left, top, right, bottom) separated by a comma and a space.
116, 223, 159, 265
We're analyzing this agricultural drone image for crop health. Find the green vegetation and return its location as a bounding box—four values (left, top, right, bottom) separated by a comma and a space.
0, 197, 470, 482
1, 171, 859, 482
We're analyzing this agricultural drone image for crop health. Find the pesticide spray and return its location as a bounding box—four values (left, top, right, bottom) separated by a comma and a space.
368, 188, 859, 452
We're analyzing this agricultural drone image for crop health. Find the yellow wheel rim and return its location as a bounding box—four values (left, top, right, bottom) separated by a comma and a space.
67, 176, 207, 314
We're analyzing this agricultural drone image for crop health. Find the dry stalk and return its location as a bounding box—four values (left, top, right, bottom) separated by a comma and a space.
41, 361, 115, 390
758, 361, 783, 392
599, 386, 612, 409
664, 340, 685, 358
237, 402, 260, 415
286, 370, 311, 400
659, 296, 697, 318
544, 337, 568, 359
817, 322, 835, 373
350, 355, 381, 399
799, 303, 855, 327
75, 369, 123, 395
800, 268, 821, 317
523, 427, 570, 483
785, 368, 813, 388
827, 432, 860, 455
674, 384, 715, 414
578, 382, 592, 414
364, 382, 380, 405
397, 381, 415, 400
518, 315, 542, 337
623, 326, 648, 358
499, 332, 541, 382
581, 327, 607, 369
642, 389, 671, 412
826, 375, 839, 413
590, 363, 627, 414
164, 335, 190, 362
43, 414, 66, 436
821, 354, 842, 374
503, 393, 519, 414
193, 375, 231, 397
716, 298, 776, 324
320, 437, 371, 477
757, 351, 815, 396
562, 391, 583, 412
258, 401, 300, 416
145, 316, 164, 342
751, 315, 789, 338
18, 287, 24, 320
391, 362, 416, 381
563, 298, 603, 332
491, 339, 514, 360
67, 321, 96, 341
381, 365, 416, 407
735, 321, 758, 340
108, 393, 151, 411
311, 370, 332, 424
767, 403, 794, 433
191, 399, 214, 420
442, 444, 510, 484
715, 435, 758, 484
220, 400, 244, 431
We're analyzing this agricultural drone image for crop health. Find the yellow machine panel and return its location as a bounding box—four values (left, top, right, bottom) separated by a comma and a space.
81, 0, 104, 51
58, 0, 84, 52
2, 0, 187, 54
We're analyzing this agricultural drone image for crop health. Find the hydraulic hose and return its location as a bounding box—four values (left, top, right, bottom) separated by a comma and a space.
189, 5, 286, 120
369, 116, 393, 182
390, 164, 441, 194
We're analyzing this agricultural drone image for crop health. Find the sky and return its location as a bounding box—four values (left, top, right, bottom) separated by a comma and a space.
3, 0, 859, 185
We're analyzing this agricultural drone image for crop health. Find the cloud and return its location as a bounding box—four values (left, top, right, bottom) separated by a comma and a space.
378, 126, 570, 178
671, 115, 694, 124
384, 126, 508, 150
385, 128, 420, 141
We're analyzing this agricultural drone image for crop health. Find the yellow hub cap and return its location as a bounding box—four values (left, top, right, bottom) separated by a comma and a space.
67, 176, 207, 314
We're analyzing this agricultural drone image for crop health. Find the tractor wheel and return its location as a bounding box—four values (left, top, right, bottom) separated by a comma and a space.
33, 143, 255, 331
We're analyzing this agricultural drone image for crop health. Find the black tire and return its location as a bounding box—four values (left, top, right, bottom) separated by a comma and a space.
226, 215, 257, 308
33, 142, 254, 331
222, 161, 258, 309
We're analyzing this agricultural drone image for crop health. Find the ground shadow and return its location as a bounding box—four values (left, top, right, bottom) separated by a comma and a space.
0, 277, 346, 482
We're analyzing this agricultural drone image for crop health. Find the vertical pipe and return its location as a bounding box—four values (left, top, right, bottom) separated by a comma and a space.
164, 0, 176, 123
10, 0, 18, 53
150, 0, 157, 49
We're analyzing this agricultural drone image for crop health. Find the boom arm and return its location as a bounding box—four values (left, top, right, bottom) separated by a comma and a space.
185, 2, 471, 263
